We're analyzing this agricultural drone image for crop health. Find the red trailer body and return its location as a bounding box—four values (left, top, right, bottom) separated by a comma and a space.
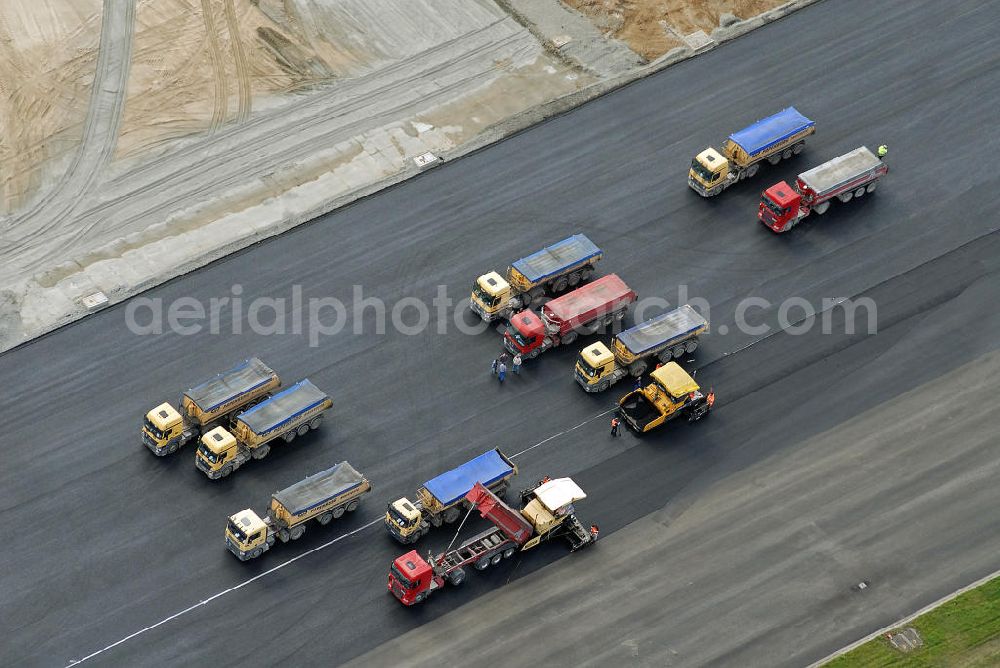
503, 274, 637, 357
759, 146, 888, 232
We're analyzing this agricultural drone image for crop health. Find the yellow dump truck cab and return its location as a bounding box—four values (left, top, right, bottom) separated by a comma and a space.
142, 402, 187, 455
386, 497, 426, 543
226, 509, 271, 560
470, 271, 513, 320
575, 341, 620, 392
688, 147, 732, 196
195, 426, 239, 478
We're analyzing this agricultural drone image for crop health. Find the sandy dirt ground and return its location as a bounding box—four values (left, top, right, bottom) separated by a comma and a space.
562, 0, 787, 60
0, 1, 102, 213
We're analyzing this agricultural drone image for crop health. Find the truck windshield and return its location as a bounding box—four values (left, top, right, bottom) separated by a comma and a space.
506, 326, 532, 348
577, 357, 600, 378
761, 196, 787, 217
387, 504, 412, 527
690, 159, 717, 182
198, 444, 219, 463
472, 283, 500, 308
227, 520, 248, 543
143, 417, 165, 439
390, 564, 414, 589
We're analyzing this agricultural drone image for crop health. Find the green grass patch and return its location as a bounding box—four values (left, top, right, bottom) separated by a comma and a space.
825, 575, 1000, 667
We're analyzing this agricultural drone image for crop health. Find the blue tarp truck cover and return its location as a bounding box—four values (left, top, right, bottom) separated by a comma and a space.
239, 380, 329, 436
184, 357, 277, 412
617, 305, 708, 356
423, 448, 514, 507
729, 107, 814, 156
272, 462, 366, 516
510, 234, 601, 284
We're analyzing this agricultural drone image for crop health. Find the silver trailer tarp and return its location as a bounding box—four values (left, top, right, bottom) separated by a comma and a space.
272, 461, 365, 516
798, 146, 881, 197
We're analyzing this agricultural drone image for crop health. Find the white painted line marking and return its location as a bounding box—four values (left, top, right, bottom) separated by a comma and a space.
67, 407, 616, 665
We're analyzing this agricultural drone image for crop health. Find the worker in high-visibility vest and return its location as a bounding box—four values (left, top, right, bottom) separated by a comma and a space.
878, 144, 888, 160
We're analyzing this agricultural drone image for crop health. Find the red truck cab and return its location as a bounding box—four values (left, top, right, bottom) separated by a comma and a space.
504, 310, 548, 356
759, 180, 803, 232
388, 550, 439, 605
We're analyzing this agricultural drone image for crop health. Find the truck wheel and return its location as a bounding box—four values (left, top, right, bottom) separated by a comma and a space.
251, 444, 270, 460
429, 513, 443, 527
220, 465, 233, 478
793, 142, 804, 154
552, 277, 568, 293
839, 191, 854, 203
782, 149, 792, 160
561, 331, 578, 346
597, 380, 610, 392
443, 507, 461, 524
297, 424, 310, 436
746, 163, 759, 178
580, 267, 594, 282
615, 309, 626, 320
346, 500, 360, 512
814, 201, 831, 215
502, 547, 516, 559
866, 182, 877, 194
278, 529, 290, 543
672, 345, 686, 359
448, 568, 466, 586
629, 361, 647, 377
414, 592, 427, 604
685, 339, 699, 353
568, 271, 582, 287
475, 556, 490, 571
318, 512, 333, 525
657, 349, 672, 363
490, 553, 503, 566
283, 430, 296, 443
528, 347, 540, 359
167, 442, 178, 454
333, 505, 346, 519
768, 154, 781, 165
290, 526, 306, 541
250, 548, 262, 559
308, 416, 322, 430
854, 187, 866, 198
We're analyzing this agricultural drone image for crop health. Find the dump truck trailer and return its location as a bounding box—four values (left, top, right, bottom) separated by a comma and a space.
195, 380, 332, 479
575, 304, 708, 392
503, 274, 637, 358
386, 448, 517, 544
226, 462, 371, 560
470, 234, 603, 322
618, 362, 714, 433
688, 107, 815, 197
759, 146, 888, 232
388, 477, 596, 605
142, 358, 280, 456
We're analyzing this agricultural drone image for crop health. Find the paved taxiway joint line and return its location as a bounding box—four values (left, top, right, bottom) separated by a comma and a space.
807, 567, 1000, 668
65, 408, 615, 665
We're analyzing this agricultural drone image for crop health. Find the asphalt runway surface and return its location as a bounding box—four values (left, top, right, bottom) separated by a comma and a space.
1, 0, 998, 665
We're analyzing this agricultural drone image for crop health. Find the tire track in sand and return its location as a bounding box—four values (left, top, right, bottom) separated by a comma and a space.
223, 0, 252, 123
199, 0, 228, 132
